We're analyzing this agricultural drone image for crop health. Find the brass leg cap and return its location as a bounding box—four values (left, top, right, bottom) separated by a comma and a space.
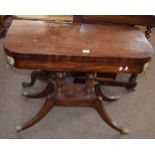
22, 92, 28, 97
121, 128, 129, 135
115, 96, 120, 101
15, 125, 22, 133
111, 96, 120, 101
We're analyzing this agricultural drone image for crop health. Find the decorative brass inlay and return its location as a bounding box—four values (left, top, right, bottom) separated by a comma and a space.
143, 62, 150, 73
6, 56, 15, 67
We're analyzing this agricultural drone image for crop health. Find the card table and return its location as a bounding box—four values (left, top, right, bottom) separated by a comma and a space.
4, 20, 154, 134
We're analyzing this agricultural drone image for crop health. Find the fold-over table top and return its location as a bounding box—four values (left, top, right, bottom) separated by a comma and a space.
4, 20, 153, 59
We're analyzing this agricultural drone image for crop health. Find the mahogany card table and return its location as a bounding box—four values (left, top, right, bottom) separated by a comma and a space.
4, 20, 154, 134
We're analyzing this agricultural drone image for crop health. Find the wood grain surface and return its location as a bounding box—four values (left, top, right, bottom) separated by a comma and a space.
15, 15, 73, 22
73, 15, 155, 26
4, 20, 154, 73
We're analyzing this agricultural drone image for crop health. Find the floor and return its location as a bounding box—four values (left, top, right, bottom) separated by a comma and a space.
0, 27, 155, 139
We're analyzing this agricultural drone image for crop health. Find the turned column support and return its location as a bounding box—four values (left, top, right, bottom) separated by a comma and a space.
55, 72, 65, 95
85, 73, 96, 96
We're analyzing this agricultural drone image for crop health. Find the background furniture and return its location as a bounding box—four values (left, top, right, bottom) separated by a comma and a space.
0, 15, 13, 38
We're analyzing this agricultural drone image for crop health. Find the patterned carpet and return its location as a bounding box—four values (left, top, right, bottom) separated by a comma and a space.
0, 27, 155, 138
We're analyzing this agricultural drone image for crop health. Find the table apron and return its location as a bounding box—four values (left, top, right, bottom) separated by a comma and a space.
14, 59, 144, 74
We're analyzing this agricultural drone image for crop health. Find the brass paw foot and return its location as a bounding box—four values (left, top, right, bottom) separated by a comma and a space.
120, 128, 129, 135
15, 125, 22, 133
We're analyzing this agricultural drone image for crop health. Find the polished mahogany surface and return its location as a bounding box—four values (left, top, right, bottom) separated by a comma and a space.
73, 15, 155, 26
4, 20, 154, 73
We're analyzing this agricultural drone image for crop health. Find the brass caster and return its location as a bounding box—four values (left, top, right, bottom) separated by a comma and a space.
110, 96, 120, 102
120, 128, 129, 135
22, 91, 28, 97
114, 96, 120, 101
15, 125, 22, 133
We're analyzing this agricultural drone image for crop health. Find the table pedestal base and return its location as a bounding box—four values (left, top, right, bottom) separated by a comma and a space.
22, 70, 138, 91
17, 72, 128, 135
